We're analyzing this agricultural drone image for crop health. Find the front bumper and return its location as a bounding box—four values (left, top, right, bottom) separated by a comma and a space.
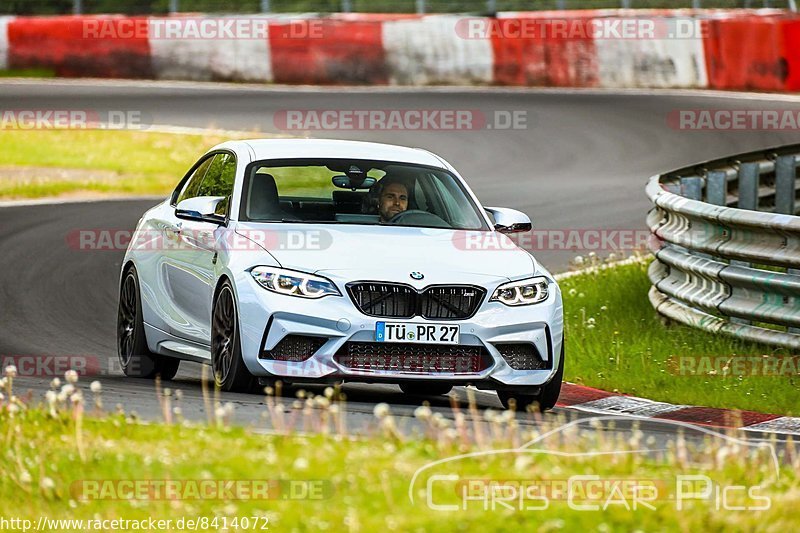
235, 273, 564, 388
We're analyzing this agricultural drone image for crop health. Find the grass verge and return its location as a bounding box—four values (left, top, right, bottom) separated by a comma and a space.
0, 129, 258, 199
561, 258, 800, 416
0, 378, 798, 531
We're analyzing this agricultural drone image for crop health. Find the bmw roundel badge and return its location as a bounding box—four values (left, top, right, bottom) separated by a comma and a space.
410, 272, 424, 280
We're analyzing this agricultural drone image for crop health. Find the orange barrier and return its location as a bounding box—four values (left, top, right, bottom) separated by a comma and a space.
703, 15, 789, 91
490, 17, 597, 87
268, 20, 386, 84
7, 16, 152, 78
779, 17, 800, 91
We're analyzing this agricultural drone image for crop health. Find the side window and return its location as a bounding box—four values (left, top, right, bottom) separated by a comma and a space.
175, 156, 213, 205
196, 153, 237, 216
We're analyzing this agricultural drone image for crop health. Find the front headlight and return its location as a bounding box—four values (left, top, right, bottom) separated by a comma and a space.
490, 276, 549, 306
250, 266, 341, 299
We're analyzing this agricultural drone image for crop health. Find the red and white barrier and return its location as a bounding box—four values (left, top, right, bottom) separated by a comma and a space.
148, 16, 272, 82
594, 16, 708, 88
0, 17, 12, 71
382, 16, 493, 85
2, 11, 800, 91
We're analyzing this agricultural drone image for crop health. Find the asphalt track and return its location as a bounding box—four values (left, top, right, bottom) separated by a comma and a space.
2, 80, 800, 446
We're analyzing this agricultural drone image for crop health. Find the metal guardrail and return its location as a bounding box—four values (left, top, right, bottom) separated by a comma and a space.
646, 144, 800, 349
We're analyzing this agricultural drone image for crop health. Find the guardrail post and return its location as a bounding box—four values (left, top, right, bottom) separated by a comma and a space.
776, 155, 797, 216
680, 177, 711, 256
73, 0, 82, 15
706, 171, 727, 206
737, 162, 759, 212
260, 0, 271, 13
681, 176, 703, 201
169, 0, 179, 14
776, 155, 800, 334
730, 163, 760, 325
416, 0, 426, 14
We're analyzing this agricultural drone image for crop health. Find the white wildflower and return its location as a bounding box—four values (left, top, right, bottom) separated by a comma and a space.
413, 405, 432, 421
373, 403, 390, 419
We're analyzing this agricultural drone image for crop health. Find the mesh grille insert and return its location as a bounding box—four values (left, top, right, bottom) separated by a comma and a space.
494, 343, 550, 370
334, 342, 491, 374
261, 335, 328, 362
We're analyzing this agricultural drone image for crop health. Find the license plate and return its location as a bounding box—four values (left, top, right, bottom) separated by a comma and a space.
375, 322, 460, 344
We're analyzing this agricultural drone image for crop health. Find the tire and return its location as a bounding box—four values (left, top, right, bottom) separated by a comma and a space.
400, 382, 453, 396
497, 340, 564, 412
211, 281, 257, 393
117, 266, 180, 380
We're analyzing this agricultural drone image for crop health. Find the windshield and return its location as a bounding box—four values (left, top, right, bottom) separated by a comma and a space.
239, 158, 489, 230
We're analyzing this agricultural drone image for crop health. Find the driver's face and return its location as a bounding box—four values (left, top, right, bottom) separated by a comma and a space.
378, 182, 409, 222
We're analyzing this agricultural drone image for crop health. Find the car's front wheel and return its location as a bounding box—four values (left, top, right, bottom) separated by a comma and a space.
211, 281, 257, 393
117, 266, 180, 380
497, 340, 564, 412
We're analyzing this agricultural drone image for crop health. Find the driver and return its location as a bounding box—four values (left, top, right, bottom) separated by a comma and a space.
377, 177, 409, 223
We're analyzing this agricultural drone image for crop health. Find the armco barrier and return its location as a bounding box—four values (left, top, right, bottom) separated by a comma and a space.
1, 11, 799, 90
646, 144, 800, 349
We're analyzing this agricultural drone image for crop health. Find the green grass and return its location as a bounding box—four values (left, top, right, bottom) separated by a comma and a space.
0, 129, 261, 199
560, 258, 800, 416
0, 130, 364, 200
0, 68, 55, 78
0, 388, 798, 531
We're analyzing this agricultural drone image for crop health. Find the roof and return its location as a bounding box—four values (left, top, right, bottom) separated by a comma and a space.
213, 138, 447, 168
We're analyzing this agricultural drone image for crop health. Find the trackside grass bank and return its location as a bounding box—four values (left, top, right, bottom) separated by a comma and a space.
0, 129, 261, 199
0, 378, 798, 532
561, 258, 800, 416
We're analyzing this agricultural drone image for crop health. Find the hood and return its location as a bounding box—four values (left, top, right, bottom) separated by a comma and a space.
235, 222, 537, 286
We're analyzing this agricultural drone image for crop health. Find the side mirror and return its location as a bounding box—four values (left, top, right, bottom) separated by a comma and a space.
176, 196, 226, 224
484, 207, 532, 234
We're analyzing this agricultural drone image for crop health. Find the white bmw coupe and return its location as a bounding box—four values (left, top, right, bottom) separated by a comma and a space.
118, 139, 564, 410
